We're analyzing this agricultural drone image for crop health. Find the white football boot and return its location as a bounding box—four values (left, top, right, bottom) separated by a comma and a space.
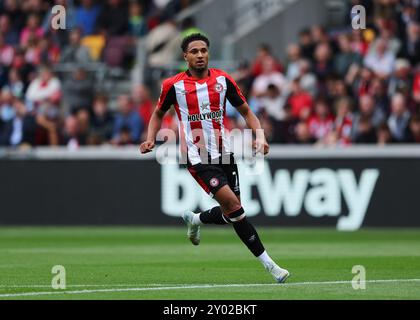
182, 211, 200, 246
264, 261, 290, 283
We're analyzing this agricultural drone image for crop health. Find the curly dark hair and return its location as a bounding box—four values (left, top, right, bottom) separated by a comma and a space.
181, 33, 210, 53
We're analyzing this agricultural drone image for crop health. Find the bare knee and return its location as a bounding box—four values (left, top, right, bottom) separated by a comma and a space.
222, 198, 241, 216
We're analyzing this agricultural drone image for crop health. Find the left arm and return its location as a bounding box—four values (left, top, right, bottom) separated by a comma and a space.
236, 102, 269, 155
224, 72, 269, 155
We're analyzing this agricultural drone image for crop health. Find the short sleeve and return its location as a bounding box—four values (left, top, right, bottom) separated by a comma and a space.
225, 74, 246, 107
157, 80, 176, 112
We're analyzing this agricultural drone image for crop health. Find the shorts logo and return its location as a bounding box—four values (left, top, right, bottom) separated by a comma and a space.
210, 177, 219, 187
215, 83, 223, 93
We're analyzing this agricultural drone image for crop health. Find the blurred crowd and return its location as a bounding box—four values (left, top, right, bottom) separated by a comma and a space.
231, 0, 420, 146
0, 0, 196, 148
0, 0, 420, 149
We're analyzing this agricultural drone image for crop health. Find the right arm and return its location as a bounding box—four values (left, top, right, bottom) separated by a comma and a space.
139, 81, 175, 154
139, 108, 166, 154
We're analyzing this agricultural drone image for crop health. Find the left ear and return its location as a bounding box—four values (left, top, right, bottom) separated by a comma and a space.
183, 52, 188, 61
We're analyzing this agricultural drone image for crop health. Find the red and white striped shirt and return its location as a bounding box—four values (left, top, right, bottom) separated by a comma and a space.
157, 68, 246, 165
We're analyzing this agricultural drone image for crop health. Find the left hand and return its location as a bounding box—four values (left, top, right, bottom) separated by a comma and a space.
253, 138, 269, 155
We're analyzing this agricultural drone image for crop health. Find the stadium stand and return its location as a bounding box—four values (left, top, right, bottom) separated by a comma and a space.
0, 0, 419, 149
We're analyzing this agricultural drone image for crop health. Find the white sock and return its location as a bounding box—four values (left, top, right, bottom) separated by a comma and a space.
192, 214, 203, 226
257, 250, 275, 267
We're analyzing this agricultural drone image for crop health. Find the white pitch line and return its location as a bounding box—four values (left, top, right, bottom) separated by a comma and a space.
0, 284, 168, 288
0, 279, 419, 298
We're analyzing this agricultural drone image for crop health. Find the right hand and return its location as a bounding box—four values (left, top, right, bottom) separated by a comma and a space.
140, 140, 155, 154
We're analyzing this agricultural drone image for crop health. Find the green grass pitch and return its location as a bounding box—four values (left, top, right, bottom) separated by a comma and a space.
0, 227, 419, 300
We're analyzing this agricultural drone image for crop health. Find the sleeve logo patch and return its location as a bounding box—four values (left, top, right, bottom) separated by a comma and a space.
210, 177, 220, 187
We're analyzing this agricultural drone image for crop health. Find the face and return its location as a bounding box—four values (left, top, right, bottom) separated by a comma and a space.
65, 116, 79, 136
410, 120, 420, 135
287, 44, 300, 60
40, 69, 52, 82
14, 99, 27, 117
391, 95, 406, 115
184, 40, 209, 72
93, 99, 106, 115
315, 102, 328, 117
118, 95, 131, 114
336, 100, 350, 117
360, 95, 374, 114
296, 122, 310, 140
70, 30, 81, 44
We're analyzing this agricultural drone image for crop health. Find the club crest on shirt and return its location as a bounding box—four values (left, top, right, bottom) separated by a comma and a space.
210, 177, 219, 187
214, 83, 224, 93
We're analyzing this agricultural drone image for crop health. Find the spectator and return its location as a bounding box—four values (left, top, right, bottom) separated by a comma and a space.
298, 59, 318, 97
0, 98, 36, 147
96, 0, 129, 37
313, 42, 334, 84
128, 0, 148, 37
311, 24, 338, 53
334, 33, 363, 77
21, 0, 49, 17
25, 66, 62, 145
371, 20, 401, 55
350, 29, 369, 57
334, 97, 353, 145
60, 28, 92, 64
293, 121, 316, 144
352, 66, 374, 97
88, 94, 114, 144
144, 19, 180, 70
406, 114, 420, 143
115, 125, 135, 145
364, 38, 396, 79
388, 59, 412, 101
259, 84, 288, 122
1, 0, 26, 32
354, 115, 377, 143
0, 88, 15, 123
38, 36, 61, 65
230, 61, 254, 94
180, 17, 202, 39
63, 68, 94, 113
328, 78, 350, 103
7, 68, 25, 99
251, 58, 288, 97
112, 94, 143, 144
388, 93, 411, 141
352, 94, 386, 140
398, 22, 420, 66
397, 3, 419, 40
0, 14, 19, 46
20, 13, 44, 47
0, 33, 14, 67
298, 28, 314, 60
307, 98, 335, 141
288, 79, 313, 120
285, 43, 302, 81
132, 84, 153, 126
25, 65, 61, 112
74, 0, 102, 36
10, 49, 36, 89
251, 44, 283, 77
413, 68, 420, 108
369, 77, 390, 115
62, 115, 86, 149
376, 122, 395, 145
